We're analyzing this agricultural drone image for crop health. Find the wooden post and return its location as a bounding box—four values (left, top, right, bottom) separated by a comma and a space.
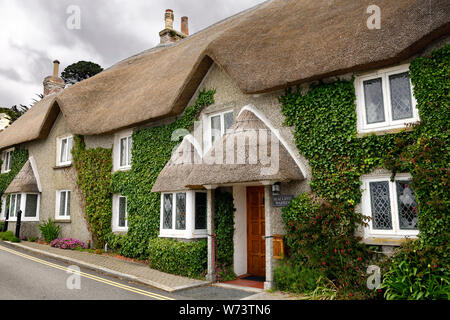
206, 186, 216, 282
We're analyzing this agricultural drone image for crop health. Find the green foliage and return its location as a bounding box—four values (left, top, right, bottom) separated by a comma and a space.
148, 238, 207, 278
0, 231, 20, 242
112, 89, 216, 259
104, 233, 125, 253
61, 61, 103, 85
72, 135, 113, 248
38, 218, 61, 243
279, 44, 449, 297
214, 191, 236, 281
274, 259, 322, 294
381, 240, 449, 300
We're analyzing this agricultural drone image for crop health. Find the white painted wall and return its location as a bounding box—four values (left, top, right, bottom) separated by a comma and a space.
233, 185, 247, 276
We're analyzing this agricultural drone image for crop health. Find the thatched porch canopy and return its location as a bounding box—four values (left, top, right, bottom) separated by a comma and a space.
184, 110, 304, 188
5, 160, 39, 194
152, 136, 203, 193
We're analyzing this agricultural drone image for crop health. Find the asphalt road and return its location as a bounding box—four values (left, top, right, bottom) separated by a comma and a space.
0, 243, 253, 300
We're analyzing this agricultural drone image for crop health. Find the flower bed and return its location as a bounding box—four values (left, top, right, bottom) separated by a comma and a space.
50, 238, 86, 250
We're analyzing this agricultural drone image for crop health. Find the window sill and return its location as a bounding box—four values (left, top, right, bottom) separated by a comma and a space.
53, 163, 72, 170
7, 219, 39, 223
54, 218, 71, 223
362, 236, 417, 246
114, 166, 131, 173
159, 231, 207, 240
357, 123, 416, 138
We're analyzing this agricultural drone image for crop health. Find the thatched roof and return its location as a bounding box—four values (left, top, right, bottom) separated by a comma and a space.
183, 110, 304, 188
152, 136, 203, 192
0, 95, 60, 150
55, 0, 450, 136
5, 160, 39, 194
0, 0, 448, 150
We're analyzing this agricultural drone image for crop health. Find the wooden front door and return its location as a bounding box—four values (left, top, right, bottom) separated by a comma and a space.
247, 186, 266, 277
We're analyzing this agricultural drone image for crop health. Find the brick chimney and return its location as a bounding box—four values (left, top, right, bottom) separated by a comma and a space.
181, 16, 189, 36
43, 60, 65, 96
159, 9, 188, 44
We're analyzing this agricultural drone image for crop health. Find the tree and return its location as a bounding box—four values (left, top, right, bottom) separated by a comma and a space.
61, 61, 103, 85
0, 105, 29, 124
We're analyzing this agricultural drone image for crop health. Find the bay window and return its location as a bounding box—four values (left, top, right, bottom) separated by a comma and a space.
160, 190, 207, 239
8, 193, 40, 221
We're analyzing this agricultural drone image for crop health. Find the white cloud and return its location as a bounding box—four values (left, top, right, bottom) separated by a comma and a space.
0, 0, 266, 107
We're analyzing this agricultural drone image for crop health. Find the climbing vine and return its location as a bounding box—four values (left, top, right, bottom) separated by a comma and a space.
279, 44, 449, 298
0, 149, 29, 196
72, 135, 113, 248
111, 89, 216, 259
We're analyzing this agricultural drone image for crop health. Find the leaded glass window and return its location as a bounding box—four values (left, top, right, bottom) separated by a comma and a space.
363, 78, 385, 124
210, 115, 221, 145
176, 193, 186, 230
396, 181, 418, 230
224, 111, 234, 132
389, 72, 413, 120
163, 194, 173, 229
195, 192, 207, 230
369, 181, 392, 230
25, 194, 38, 218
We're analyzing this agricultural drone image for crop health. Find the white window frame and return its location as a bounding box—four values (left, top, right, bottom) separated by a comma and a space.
8, 193, 40, 222
355, 64, 419, 134
159, 190, 207, 239
113, 129, 133, 172
56, 135, 73, 166
1, 195, 7, 220
112, 194, 128, 232
361, 173, 419, 240
2, 147, 14, 173
203, 109, 234, 154
55, 190, 71, 221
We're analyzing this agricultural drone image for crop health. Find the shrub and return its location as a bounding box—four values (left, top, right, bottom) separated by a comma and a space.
28, 237, 37, 242
381, 240, 449, 300
148, 238, 207, 278
38, 219, 61, 243
0, 231, 20, 242
50, 238, 87, 250
274, 259, 322, 294
104, 233, 125, 252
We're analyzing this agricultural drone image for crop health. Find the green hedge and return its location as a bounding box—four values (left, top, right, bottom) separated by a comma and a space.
148, 238, 207, 278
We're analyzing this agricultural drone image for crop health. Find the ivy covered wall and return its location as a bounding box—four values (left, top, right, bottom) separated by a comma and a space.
279, 44, 449, 297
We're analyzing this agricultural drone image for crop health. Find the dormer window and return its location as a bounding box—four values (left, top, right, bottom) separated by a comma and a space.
355, 64, 419, 134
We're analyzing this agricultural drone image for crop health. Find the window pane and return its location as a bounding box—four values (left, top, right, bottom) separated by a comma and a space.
390, 72, 413, 120
224, 112, 234, 132
67, 137, 73, 162
25, 194, 38, 217
369, 181, 392, 230
195, 192, 207, 230
10, 195, 16, 217
364, 78, 385, 124
5, 152, 11, 171
127, 136, 132, 166
60, 139, 67, 163
163, 194, 173, 229
210, 115, 221, 145
118, 196, 126, 227
396, 181, 418, 230
176, 193, 186, 230
66, 191, 71, 217
59, 191, 66, 217
120, 138, 127, 167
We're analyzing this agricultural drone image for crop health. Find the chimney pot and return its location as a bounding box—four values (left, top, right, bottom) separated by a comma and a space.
181, 16, 189, 35
53, 60, 60, 77
165, 9, 174, 29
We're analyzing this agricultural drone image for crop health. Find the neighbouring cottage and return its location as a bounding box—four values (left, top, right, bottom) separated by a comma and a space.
0, 0, 448, 290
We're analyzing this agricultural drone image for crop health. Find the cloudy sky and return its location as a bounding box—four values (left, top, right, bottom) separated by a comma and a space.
0, 0, 267, 108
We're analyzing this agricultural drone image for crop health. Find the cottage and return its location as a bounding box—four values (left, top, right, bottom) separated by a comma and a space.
0, 0, 448, 290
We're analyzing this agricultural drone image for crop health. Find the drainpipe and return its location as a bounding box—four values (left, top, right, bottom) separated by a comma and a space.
15, 210, 22, 239
206, 186, 217, 282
